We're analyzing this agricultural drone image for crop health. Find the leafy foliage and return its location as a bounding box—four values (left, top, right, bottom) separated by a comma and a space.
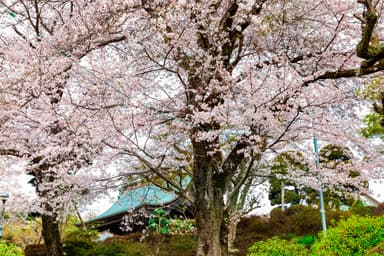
235, 205, 351, 255
357, 75, 384, 138
2, 216, 42, 248
319, 144, 352, 163
147, 208, 195, 235
247, 215, 384, 256
311, 215, 384, 256
0, 241, 23, 256
269, 151, 308, 206
297, 235, 315, 246
148, 208, 171, 234
89, 241, 151, 256
64, 240, 152, 256
361, 113, 384, 138
62, 233, 196, 256
63, 227, 99, 256
269, 145, 362, 209
247, 237, 309, 256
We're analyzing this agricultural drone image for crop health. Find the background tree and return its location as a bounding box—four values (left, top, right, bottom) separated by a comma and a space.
0, 1, 130, 255
269, 151, 309, 209
357, 75, 384, 138
269, 145, 366, 210
318, 144, 367, 208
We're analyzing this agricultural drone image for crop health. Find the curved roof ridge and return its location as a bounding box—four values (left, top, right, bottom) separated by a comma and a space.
90, 184, 178, 222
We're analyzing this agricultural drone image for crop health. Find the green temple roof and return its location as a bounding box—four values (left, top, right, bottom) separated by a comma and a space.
91, 185, 178, 222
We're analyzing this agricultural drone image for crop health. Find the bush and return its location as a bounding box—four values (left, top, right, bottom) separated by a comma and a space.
147, 209, 196, 235
148, 209, 170, 234
148, 234, 196, 256
63, 232, 195, 256
64, 238, 95, 256
311, 215, 384, 255
269, 205, 350, 236
247, 237, 309, 256
64, 238, 152, 256
297, 235, 315, 246
89, 241, 151, 256
63, 228, 99, 256
368, 240, 384, 255
0, 241, 23, 256
3, 217, 42, 248
349, 201, 372, 216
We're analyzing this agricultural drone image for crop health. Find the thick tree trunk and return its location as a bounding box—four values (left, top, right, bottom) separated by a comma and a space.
42, 214, 63, 256
35, 168, 63, 256
195, 193, 226, 256
193, 139, 228, 256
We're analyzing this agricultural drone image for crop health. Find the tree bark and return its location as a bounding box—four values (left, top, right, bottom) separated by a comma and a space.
42, 213, 63, 256
195, 195, 225, 256
226, 211, 241, 254
34, 167, 63, 256
192, 138, 228, 256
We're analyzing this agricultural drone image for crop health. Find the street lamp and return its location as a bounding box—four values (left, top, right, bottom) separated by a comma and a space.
0, 192, 9, 240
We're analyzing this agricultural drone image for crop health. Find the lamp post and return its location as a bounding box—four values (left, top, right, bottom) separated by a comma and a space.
0, 192, 9, 240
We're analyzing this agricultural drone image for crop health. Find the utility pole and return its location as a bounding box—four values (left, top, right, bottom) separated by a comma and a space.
281, 181, 285, 211
312, 111, 327, 232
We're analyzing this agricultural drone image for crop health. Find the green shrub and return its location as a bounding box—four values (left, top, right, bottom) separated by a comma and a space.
311, 215, 384, 255
150, 235, 196, 256
247, 237, 309, 256
63, 229, 195, 256
63, 228, 99, 256
148, 209, 195, 235
349, 201, 372, 216
168, 219, 196, 235
64, 239, 152, 256
3, 217, 42, 248
234, 216, 271, 256
0, 241, 23, 256
148, 209, 170, 234
285, 205, 322, 235
298, 235, 315, 246
368, 240, 384, 255
89, 241, 151, 256
64, 239, 95, 256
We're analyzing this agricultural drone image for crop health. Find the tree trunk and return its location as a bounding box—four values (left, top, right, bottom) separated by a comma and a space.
195, 191, 226, 256
227, 211, 241, 254
193, 139, 228, 256
33, 166, 63, 256
42, 214, 63, 256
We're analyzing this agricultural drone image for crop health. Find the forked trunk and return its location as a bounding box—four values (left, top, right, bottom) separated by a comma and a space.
42, 214, 63, 256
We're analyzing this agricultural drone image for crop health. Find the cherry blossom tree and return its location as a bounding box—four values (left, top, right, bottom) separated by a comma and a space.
0, 1, 130, 255
91, 1, 384, 255
1, 1, 384, 256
